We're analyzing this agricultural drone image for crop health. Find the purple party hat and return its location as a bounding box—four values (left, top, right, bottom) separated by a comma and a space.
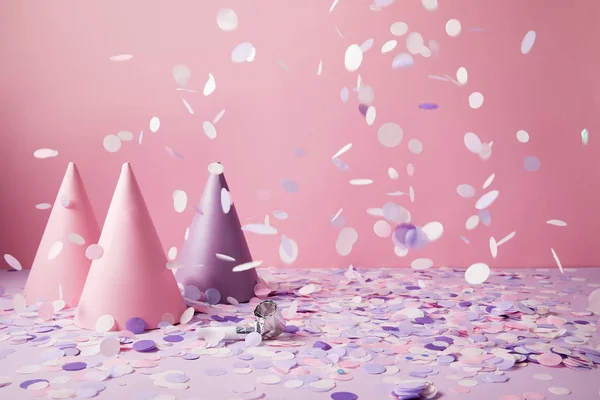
175, 163, 259, 303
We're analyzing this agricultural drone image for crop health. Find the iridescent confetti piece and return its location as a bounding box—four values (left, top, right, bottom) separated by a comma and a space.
109, 54, 133, 62
524, 156, 540, 171
392, 53, 414, 69
85, 244, 104, 260
205, 288, 221, 304
581, 128, 589, 146
550, 248, 563, 273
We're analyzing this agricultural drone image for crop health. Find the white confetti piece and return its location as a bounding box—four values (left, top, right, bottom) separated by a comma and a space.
422, 221, 443, 242
182, 98, 194, 114
213, 109, 226, 124
232, 260, 263, 272
489, 237, 498, 258
378, 122, 403, 147
173, 65, 191, 87
465, 263, 490, 284
446, 19, 462, 37
208, 162, 224, 175
242, 224, 277, 235
168, 247, 178, 260
411, 258, 434, 270
109, 54, 133, 62
329, 0, 340, 13
203, 121, 217, 139
344, 44, 363, 72
497, 231, 516, 246
85, 244, 104, 260
332, 143, 352, 159
465, 215, 479, 230
317, 60, 323, 75
475, 190, 499, 210
469, 92, 484, 109
3, 254, 22, 270
203, 73, 216, 96
464, 132, 482, 153
551, 248, 563, 273
279, 235, 299, 264
95, 314, 115, 333
547, 219, 567, 227
406, 32, 424, 55
517, 129, 530, 143
482, 173, 495, 189
35, 203, 52, 210
381, 40, 397, 53
350, 179, 373, 186
390, 21, 408, 36
149, 116, 160, 133
336, 227, 358, 256
173, 190, 188, 213
67, 233, 85, 245
217, 9, 238, 31
456, 67, 468, 85
388, 167, 399, 180
103, 134, 122, 153
521, 30, 536, 54
33, 148, 59, 159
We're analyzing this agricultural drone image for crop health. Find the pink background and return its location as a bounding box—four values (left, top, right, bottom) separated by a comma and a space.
1, 0, 599, 270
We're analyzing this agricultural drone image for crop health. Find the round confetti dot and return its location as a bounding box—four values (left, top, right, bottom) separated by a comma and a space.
95, 314, 115, 333
344, 44, 363, 72
524, 393, 546, 400
469, 92, 484, 109
217, 8, 238, 31
85, 244, 104, 260
99, 337, 120, 357
331, 392, 358, 400
378, 122, 403, 147
446, 19, 462, 36
33, 148, 59, 159
456, 66, 468, 84
524, 156, 540, 171
132, 340, 156, 352
280, 178, 299, 194
464, 132, 482, 153
125, 317, 146, 334
475, 190, 499, 210
173, 65, 191, 86
390, 21, 408, 36
548, 387, 571, 395
48, 389, 77, 399
103, 134, 122, 153
285, 380, 304, 389
521, 30, 536, 54
408, 138, 423, 154
173, 190, 187, 213
406, 32, 424, 55
149, 116, 160, 133
62, 362, 87, 371
204, 367, 227, 376
203, 121, 217, 139
4, 254, 23, 270
374, 220, 392, 238
17, 365, 42, 374
245, 331, 262, 347
411, 258, 434, 270
180, 307, 195, 324
231, 42, 255, 63
538, 352, 562, 366
205, 288, 222, 304
208, 162, 224, 175
161, 312, 176, 324
517, 129, 530, 143
257, 375, 281, 385
363, 363, 386, 374
465, 263, 490, 284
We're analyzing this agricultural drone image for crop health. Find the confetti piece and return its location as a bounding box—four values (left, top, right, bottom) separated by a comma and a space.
33, 148, 59, 159
203, 73, 216, 96
546, 219, 567, 227
173, 190, 187, 213
233, 260, 263, 272
109, 54, 133, 62
47, 241, 64, 260
521, 30, 536, 54
581, 128, 589, 146
85, 244, 104, 260
469, 92, 484, 109
497, 231, 516, 245
4, 254, 23, 270
217, 9, 238, 31
465, 263, 490, 284
103, 134, 121, 152
550, 248, 563, 273
446, 19, 462, 36
95, 314, 115, 333
344, 44, 363, 72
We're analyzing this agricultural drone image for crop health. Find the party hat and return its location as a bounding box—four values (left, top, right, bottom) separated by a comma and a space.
74, 163, 185, 331
175, 164, 259, 303
24, 162, 100, 306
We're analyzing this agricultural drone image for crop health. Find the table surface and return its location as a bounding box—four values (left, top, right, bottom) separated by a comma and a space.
1, 266, 599, 400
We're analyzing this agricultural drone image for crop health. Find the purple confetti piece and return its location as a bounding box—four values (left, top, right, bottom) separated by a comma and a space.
132, 340, 156, 352
358, 104, 369, 116
418, 103, 439, 110
163, 335, 184, 343
62, 361, 87, 371
313, 341, 332, 351
280, 178, 299, 194
331, 393, 358, 400
363, 363, 386, 374
20, 379, 48, 389
204, 367, 227, 376
205, 288, 221, 305
125, 317, 146, 334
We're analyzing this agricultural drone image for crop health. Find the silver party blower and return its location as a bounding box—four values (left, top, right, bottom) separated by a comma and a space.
196, 300, 286, 340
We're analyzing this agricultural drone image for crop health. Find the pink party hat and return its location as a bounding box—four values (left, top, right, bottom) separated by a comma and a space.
74, 163, 185, 331
175, 165, 259, 303
24, 162, 100, 307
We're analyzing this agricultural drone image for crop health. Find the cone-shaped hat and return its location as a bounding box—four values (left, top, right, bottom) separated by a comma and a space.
24, 162, 100, 306
175, 165, 258, 303
74, 163, 185, 331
